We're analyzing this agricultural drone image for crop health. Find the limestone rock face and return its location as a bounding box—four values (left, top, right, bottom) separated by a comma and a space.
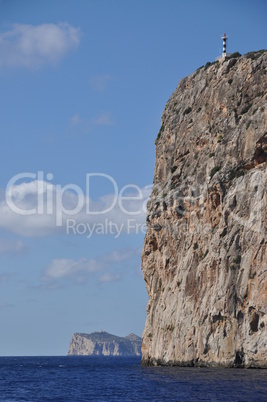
141, 51, 267, 367
68, 331, 142, 356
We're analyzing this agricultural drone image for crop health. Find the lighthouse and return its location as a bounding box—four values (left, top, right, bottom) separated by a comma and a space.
216, 33, 232, 61
221, 33, 228, 58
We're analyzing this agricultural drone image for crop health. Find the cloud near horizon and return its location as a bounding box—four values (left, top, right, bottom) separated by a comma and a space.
0, 22, 81, 68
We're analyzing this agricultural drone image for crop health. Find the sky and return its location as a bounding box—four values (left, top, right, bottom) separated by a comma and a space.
0, 0, 266, 356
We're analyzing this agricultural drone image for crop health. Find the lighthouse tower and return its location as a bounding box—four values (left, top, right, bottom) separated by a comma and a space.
221, 33, 228, 58
215, 33, 233, 61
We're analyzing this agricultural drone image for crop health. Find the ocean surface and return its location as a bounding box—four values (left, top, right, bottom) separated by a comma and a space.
0, 356, 266, 401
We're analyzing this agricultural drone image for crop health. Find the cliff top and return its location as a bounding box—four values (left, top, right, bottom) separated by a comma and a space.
156, 49, 266, 145
73, 331, 141, 342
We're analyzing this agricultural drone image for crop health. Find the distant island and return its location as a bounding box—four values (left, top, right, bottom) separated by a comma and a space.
68, 331, 142, 356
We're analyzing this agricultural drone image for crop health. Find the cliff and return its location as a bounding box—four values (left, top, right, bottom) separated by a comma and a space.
68, 331, 142, 356
141, 50, 267, 367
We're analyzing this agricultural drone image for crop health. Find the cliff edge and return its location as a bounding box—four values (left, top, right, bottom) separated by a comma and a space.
141, 50, 267, 367
68, 331, 142, 356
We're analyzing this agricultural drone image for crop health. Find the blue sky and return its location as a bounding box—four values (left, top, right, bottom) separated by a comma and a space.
0, 0, 266, 356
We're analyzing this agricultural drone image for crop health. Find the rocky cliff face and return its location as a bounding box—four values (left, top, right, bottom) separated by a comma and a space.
68, 331, 142, 356
141, 51, 267, 367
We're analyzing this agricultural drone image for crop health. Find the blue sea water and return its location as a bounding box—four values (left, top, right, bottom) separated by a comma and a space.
0, 356, 266, 401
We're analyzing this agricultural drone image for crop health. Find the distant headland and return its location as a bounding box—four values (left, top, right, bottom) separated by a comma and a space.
68, 331, 142, 356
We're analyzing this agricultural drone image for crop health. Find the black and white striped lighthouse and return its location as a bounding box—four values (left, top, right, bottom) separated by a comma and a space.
221, 33, 228, 58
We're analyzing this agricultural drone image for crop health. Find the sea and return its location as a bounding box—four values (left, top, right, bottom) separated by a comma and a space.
0, 356, 266, 401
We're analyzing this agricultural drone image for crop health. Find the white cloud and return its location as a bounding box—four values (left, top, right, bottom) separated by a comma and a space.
42, 248, 138, 286
93, 112, 114, 126
0, 22, 81, 68
0, 180, 59, 236
99, 273, 121, 283
70, 111, 114, 131
70, 113, 81, 126
101, 249, 138, 263
0, 178, 150, 237
43, 257, 103, 281
89, 74, 112, 92
0, 238, 25, 255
